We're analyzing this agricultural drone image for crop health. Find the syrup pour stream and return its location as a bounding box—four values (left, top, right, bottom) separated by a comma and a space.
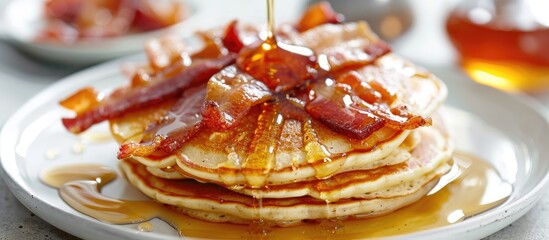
40, 151, 512, 239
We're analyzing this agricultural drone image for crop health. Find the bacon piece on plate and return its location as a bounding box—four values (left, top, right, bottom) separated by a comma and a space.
202, 66, 272, 130
61, 54, 236, 134
118, 86, 206, 159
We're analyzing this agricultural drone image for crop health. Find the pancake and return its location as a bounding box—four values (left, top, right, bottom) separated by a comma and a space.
144, 129, 421, 180
120, 159, 450, 225
134, 122, 410, 185
136, 116, 451, 202
146, 166, 189, 180
119, 114, 452, 223
231, 125, 452, 201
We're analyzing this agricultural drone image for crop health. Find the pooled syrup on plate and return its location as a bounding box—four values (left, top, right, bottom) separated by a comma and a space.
40, 151, 512, 239
41, 164, 116, 188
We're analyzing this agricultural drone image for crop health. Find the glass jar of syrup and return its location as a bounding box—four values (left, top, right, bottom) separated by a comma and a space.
446, 0, 549, 92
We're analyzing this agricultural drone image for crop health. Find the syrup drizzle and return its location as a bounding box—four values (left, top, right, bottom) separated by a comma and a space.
40, 151, 511, 239
266, 0, 275, 40
237, 0, 318, 92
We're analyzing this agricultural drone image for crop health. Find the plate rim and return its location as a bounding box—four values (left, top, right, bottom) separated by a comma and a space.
2, 57, 549, 239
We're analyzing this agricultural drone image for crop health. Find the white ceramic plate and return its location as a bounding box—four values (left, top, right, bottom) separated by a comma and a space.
1, 58, 549, 239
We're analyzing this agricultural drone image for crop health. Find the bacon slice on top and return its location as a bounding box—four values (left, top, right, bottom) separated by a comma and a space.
118, 85, 206, 159
222, 20, 245, 53
61, 54, 236, 134
61, 2, 434, 162
305, 78, 386, 139
202, 66, 272, 131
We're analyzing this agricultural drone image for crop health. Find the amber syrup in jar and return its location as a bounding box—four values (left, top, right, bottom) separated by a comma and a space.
446, 0, 549, 92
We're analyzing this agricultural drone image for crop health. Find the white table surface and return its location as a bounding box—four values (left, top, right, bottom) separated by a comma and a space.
0, 0, 548, 239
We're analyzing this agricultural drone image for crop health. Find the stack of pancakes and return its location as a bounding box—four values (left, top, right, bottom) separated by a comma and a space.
117, 22, 452, 226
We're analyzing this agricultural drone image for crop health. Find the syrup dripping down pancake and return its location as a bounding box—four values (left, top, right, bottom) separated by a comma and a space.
133, 117, 451, 202
229, 125, 452, 201
119, 113, 452, 221
120, 159, 450, 225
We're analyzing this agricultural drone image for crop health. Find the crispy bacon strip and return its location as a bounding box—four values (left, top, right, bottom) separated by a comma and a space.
295, 1, 343, 32
305, 72, 431, 139
277, 94, 309, 121
131, 33, 229, 87
237, 38, 318, 92
62, 54, 236, 133
373, 104, 431, 130
128, 36, 193, 87
202, 66, 271, 130
337, 71, 395, 105
305, 78, 386, 139
336, 67, 431, 130
118, 86, 206, 159
324, 41, 392, 73
222, 20, 245, 53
